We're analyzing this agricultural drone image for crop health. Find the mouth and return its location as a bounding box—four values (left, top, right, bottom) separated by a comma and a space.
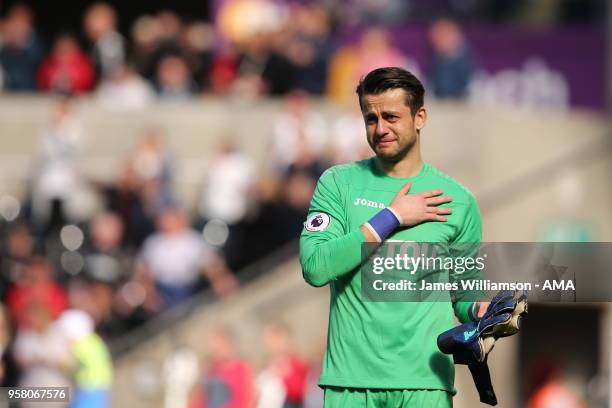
375, 138, 396, 148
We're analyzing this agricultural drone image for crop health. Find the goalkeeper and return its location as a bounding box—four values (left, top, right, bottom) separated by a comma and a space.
300, 67, 503, 407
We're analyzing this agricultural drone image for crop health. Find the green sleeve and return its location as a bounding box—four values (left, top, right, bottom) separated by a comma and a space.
299, 168, 366, 287
450, 194, 483, 323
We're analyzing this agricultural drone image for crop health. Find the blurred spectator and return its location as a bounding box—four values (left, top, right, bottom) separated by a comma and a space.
233, 34, 271, 97
258, 322, 309, 408
271, 91, 327, 177
217, 0, 287, 46
303, 340, 326, 408
132, 11, 186, 84
329, 106, 370, 164
356, 28, 410, 80
283, 5, 331, 95
37, 33, 95, 94
96, 64, 155, 110
0, 223, 34, 299
130, 130, 175, 213
260, 33, 296, 96
84, 212, 130, 284
70, 212, 131, 338
135, 207, 236, 309
0, 305, 18, 387
180, 22, 215, 90
326, 43, 359, 106
6, 256, 68, 329
209, 46, 240, 94
0, 3, 43, 91
199, 142, 256, 225
102, 162, 155, 249
13, 302, 71, 391
67, 278, 111, 337
198, 327, 255, 408
327, 28, 412, 105
526, 359, 587, 408
285, 148, 326, 183
155, 55, 198, 99
84, 3, 125, 81
164, 347, 201, 408
257, 369, 285, 408
157, 10, 183, 44
282, 172, 316, 221
131, 130, 172, 184
67, 272, 147, 339
199, 142, 256, 269
357, 0, 408, 24
130, 15, 163, 81
55, 309, 113, 408
234, 171, 314, 268
30, 98, 82, 232
427, 18, 474, 98
0, 307, 7, 360
538, 170, 595, 242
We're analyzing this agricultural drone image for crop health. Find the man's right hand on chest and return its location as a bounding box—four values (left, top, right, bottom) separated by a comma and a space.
362, 182, 453, 243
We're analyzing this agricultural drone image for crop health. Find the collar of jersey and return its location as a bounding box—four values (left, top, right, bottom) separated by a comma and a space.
370, 158, 431, 182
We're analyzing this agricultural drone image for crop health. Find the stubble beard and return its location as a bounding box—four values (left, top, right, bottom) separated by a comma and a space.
372, 137, 416, 165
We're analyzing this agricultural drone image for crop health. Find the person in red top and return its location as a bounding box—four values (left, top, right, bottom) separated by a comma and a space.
38, 33, 95, 94
526, 359, 587, 408
262, 322, 309, 408
198, 327, 255, 408
6, 256, 68, 329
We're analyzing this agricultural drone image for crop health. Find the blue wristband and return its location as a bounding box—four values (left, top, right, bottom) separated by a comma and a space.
365, 207, 401, 242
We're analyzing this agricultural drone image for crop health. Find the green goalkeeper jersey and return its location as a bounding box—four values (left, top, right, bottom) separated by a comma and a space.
299, 158, 482, 392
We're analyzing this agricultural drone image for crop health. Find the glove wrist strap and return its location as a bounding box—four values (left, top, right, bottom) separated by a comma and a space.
469, 302, 481, 322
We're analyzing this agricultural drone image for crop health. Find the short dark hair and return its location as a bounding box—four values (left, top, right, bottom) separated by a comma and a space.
356, 67, 425, 115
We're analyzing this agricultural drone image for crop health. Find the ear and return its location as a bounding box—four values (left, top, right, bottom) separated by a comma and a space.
414, 107, 427, 132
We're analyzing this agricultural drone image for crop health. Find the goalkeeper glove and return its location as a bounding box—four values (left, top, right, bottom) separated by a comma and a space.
437, 290, 528, 406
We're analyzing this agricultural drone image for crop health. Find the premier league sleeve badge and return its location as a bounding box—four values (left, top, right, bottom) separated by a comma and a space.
304, 212, 331, 232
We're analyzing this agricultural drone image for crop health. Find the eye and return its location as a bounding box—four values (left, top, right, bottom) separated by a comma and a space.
365, 115, 377, 124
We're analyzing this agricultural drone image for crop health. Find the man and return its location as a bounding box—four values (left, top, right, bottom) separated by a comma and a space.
199, 327, 255, 408
84, 3, 126, 81
135, 207, 236, 309
55, 309, 113, 408
299, 67, 488, 407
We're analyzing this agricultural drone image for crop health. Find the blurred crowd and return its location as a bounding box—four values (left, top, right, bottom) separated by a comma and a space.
0, 1, 478, 105
184, 323, 325, 408
161, 322, 591, 408
0, 81, 369, 402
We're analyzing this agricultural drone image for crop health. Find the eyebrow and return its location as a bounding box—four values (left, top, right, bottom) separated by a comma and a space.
364, 110, 401, 116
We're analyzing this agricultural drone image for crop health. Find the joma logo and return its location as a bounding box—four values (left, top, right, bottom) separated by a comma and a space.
353, 197, 385, 209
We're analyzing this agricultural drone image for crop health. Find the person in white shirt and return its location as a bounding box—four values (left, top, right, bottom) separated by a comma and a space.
31, 98, 83, 230
199, 143, 256, 225
135, 207, 236, 309
84, 3, 125, 80
96, 65, 155, 110
271, 91, 327, 175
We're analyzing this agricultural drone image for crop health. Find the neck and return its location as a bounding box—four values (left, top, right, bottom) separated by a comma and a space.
377, 143, 424, 178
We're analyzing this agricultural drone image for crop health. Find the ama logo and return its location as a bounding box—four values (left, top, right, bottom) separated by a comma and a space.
305, 213, 330, 232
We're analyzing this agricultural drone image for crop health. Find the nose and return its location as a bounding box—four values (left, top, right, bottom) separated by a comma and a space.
375, 119, 389, 136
